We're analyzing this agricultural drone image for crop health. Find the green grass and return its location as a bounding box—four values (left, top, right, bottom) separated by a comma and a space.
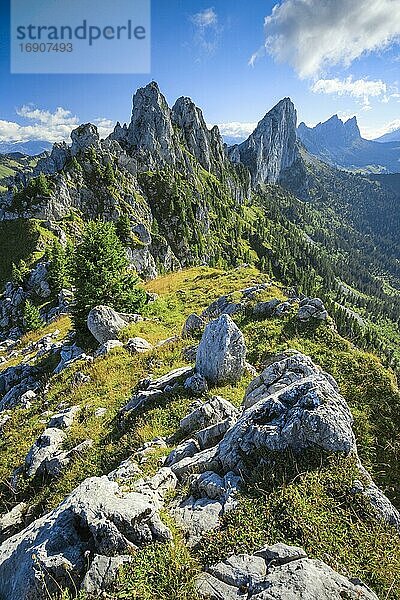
116, 527, 199, 600
1, 266, 400, 600
197, 449, 400, 599
0, 219, 42, 286
0, 164, 16, 178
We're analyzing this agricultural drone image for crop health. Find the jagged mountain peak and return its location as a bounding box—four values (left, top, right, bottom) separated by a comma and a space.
71, 123, 100, 156
256, 97, 297, 129
295, 111, 400, 173
131, 81, 170, 114
171, 95, 226, 172
228, 96, 298, 185
300, 114, 361, 142
343, 115, 361, 138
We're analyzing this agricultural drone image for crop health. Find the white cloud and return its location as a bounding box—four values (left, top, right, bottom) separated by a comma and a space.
0, 106, 114, 143
311, 76, 388, 107
219, 122, 256, 139
93, 118, 115, 139
361, 118, 400, 139
251, 0, 400, 78
208, 121, 256, 141
190, 7, 221, 54
191, 7, 217, 28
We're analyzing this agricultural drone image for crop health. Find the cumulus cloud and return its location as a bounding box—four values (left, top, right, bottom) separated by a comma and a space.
93, 118, 115, 139
214, 122, 257, 140
311, 76, 389, 108
190, 7, 221, 54
0, 106, 114, 143
250, 0, 400, 77
362, 118, 400, 139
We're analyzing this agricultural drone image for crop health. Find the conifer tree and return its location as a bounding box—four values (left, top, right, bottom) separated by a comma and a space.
72, 221, 146, 337
22, 299, 43, 332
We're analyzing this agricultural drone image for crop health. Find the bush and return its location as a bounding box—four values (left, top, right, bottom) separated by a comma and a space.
22, 299, 43, 332
115, 213, 132, 245
46, 241, 69, 295
12, 259, 30, 286
72, 220, 146, 338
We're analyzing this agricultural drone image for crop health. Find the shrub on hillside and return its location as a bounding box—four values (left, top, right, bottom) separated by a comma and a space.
22, 299, 43, 332
72, 220, 146, 339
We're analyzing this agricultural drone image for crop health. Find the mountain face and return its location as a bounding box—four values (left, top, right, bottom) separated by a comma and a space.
108, 81, 230, 179
298, 115, 400, 173
0, 82, 400, 599
228, 98, 298, 185
374, 128, 400, 143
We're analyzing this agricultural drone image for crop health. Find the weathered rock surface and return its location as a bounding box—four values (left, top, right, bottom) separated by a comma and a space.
87, 305, 129, 344
24, 427, 66, 477
127, 245, 158, 280
201, 285, 270, 321
218, 373, 355, 472
0, 364, 41, 412
26, 262, 51, 298
182, 313, 206, 337
165, 439, 200, 467
184, 372, 208, 396
228, 98, 298, 186
132, 467, 177, 510
95, 339, 124, 357
173, 470, 241, 545
297, 298, 328, 322
81, 554, 133, 597
25, 427, 92, 478
48, 405, 80, 429
125, 336, 153, 354
251, 298, 282, 319
54, 343, 89, 374
0, 476, 171, 600
45, 439, 93, 478
0, 502, 27, 543
120, 366, 194, 416
196, 315, 246, 385
71, 123, 100, 156
353, 465, 400, 531
243, 352, 337, 409
196, 544, 378, 599
179, 396, 238, 436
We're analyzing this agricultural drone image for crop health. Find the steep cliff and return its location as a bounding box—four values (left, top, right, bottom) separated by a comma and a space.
228, 97, 299, 185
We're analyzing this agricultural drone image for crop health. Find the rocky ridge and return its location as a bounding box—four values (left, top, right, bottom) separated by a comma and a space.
0, 271, 398, 598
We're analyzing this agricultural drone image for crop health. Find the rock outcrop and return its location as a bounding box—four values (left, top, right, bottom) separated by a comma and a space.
0, 476, 171, 600
197, 544, 378, 599
196, 314, 246, 385
71, 123, 100, 156
87, 305, 130, 344
119, 365, 194, 416
218, 373, 355, 473
297, 297, 328, 322
125, 336, 153, 354
169, 351, 399, 537
228, 98, 298, 185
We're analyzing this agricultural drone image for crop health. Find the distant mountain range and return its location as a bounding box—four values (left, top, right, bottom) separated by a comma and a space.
374, 128, 400, 143
0, 140, 52, 156
297, 115, 400, 174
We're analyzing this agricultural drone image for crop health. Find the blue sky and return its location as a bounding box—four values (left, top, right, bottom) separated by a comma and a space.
1, 0, 400, 144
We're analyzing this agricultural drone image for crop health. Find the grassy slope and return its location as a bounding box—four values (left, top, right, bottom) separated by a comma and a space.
0, 267, 399, 599
0, 219, 59, 287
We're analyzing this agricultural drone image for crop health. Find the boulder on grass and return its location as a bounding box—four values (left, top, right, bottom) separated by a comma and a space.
87, 306, 129, 344
196, 314, 246, 385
